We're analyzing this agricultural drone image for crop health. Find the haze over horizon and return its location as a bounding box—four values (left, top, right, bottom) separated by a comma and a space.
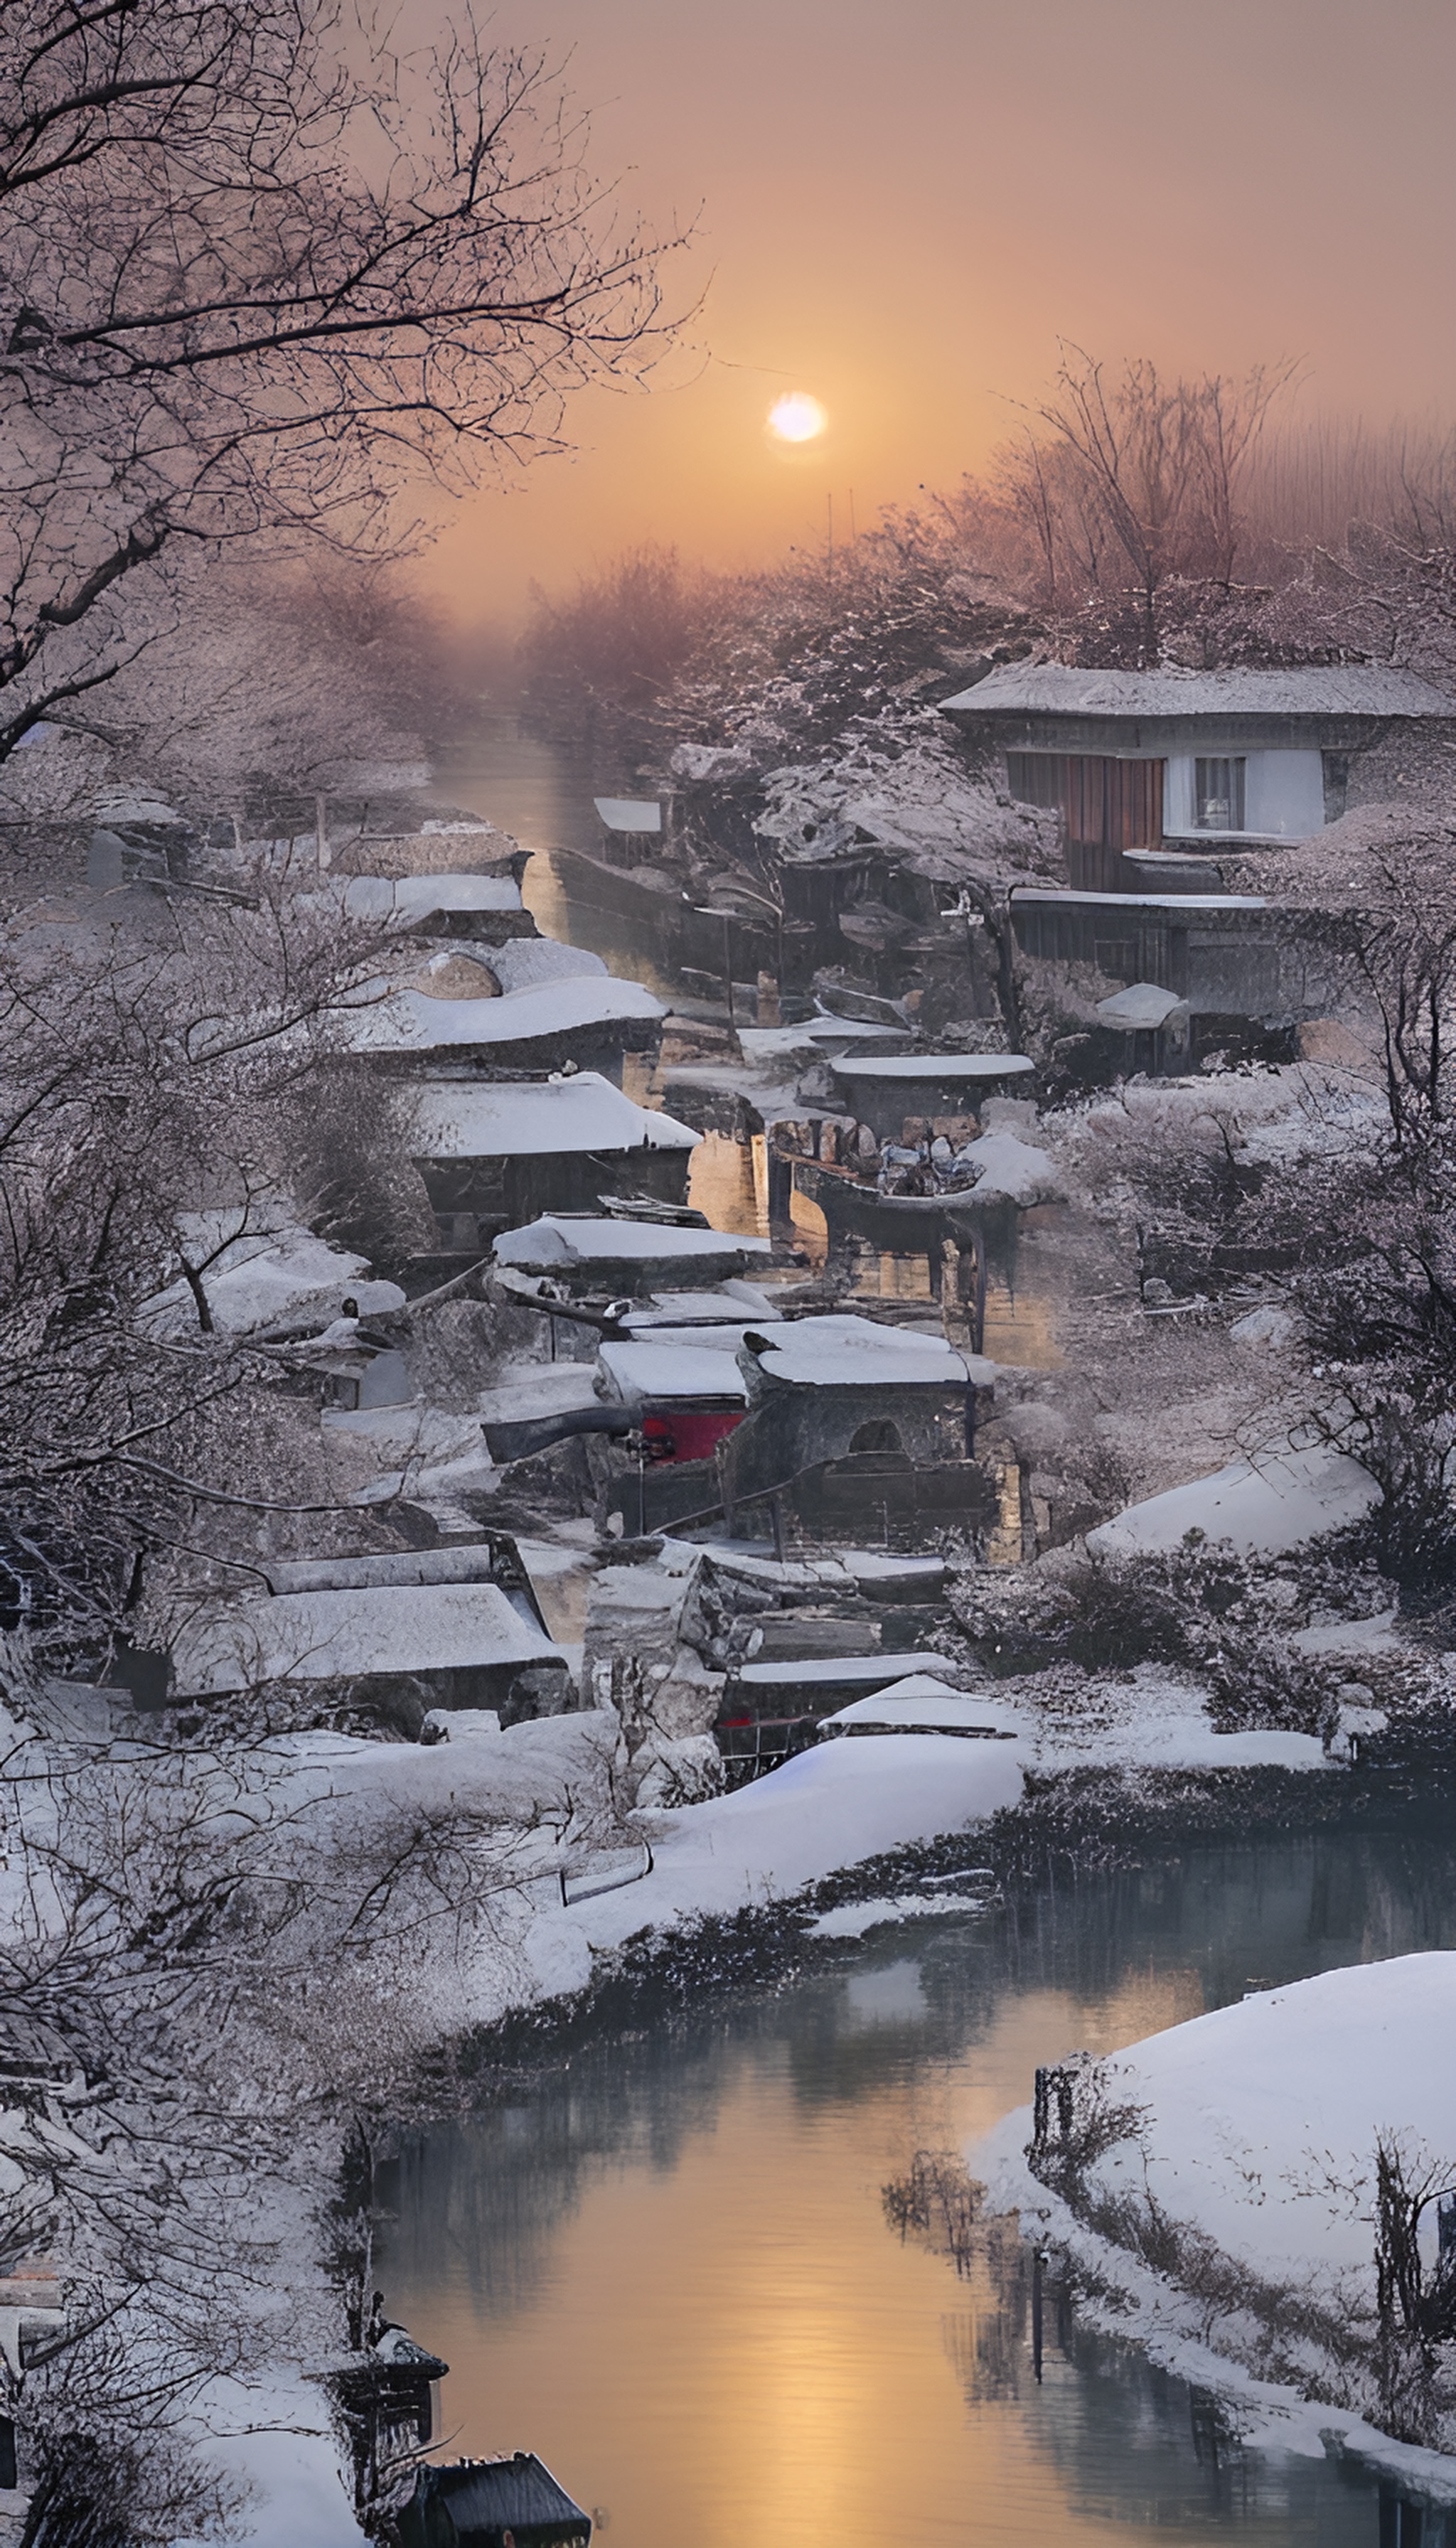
428, 0, 1456, 630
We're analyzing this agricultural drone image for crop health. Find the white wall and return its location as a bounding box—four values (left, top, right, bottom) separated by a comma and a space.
1164, 750, 1324, 840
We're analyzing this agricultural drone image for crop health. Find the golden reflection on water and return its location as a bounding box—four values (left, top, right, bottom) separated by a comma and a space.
385, 1966, 1209, 2548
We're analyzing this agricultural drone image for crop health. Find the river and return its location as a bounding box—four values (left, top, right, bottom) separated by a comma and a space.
380, 1829, 1456, 2547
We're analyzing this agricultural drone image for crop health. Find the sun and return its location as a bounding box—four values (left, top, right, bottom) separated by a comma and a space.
766, 391, 828, 444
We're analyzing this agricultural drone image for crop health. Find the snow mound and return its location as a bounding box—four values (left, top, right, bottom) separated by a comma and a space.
1230, 1304, 1295, 1348
1088, 1442, 1381, 1558
959, 1130, 1064, 1205
977, 1953, 1456, 2291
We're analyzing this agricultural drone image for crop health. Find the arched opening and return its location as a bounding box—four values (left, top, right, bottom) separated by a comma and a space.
849, 1418, 904, 1455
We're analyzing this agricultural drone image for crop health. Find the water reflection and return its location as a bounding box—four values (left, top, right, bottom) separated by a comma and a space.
380, 1832, 1456, 2547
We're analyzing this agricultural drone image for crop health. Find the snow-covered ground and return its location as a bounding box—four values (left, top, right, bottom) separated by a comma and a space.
974, 1954, 1456, 2498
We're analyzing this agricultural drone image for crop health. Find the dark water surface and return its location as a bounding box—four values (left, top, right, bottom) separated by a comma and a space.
380, 1830, 1456, 2547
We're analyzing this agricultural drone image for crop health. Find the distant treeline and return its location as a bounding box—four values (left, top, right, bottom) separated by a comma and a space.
519, 353, 1456, 776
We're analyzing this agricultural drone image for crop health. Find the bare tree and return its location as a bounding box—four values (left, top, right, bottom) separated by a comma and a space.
1000, 346, 1297, 663
0, 879, 422, 1659
0, 0, 681, 753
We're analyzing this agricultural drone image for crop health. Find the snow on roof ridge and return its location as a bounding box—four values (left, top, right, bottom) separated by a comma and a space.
408, 1074, 700, 1158
941, 662, 1456, 717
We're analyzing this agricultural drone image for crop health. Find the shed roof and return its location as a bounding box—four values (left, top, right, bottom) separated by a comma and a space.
940, 663, 1456, 719
343, 873, 523, 919
734, 1650, 959, 1689
594, 796, 661, 833
171, 1583, 563, 1697
343, 974, 665, 1054
829, 1052, 1034, 1086
402, 2453, 590, 2543
596, 1341, 749, 1403
743, 1313, 990, 1389
822, 1676, 1025, 1735
409, 1074, 699, 1161
622, 1282, 781, 1327
493, 1215, 771, 1275
1096, 981, 1188, 1029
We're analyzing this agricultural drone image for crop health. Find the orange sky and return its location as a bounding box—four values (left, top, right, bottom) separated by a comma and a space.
423, 0, 1456, 626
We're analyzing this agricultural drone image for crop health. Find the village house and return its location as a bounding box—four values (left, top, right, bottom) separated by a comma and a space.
828, 1049, 1035, 1142
167, 1578, 576, 1723
407, 1072, 700, 1250
714, 1647, 968, 1773
593, 1330, 753, 1534
397, 2451, 592, 2548
939, 662, 1456, 890
717, 1314, 997, 1546
490, 1212, 774, 1295
344, 970, 668, 1083
342, 869, 540, 943
933, 663, 1456, 1054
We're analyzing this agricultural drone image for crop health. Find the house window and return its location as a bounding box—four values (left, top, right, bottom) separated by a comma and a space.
1194, 757, 1246, 831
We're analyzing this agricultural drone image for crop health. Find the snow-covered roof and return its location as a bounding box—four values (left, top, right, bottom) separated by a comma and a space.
623, 1282, 781, 1328
493, 1215, 771, 1274
171, 1583, 564, 1696
619, 1321, 766, 1354
830, 1052, 1034, 1086
823, 1677, 1025, 1736
1096, 982, 1189, 1029
742, 1314, 991, 1390
596, 1342, 749, 1403
733, 1651, 960, 1689
343, 873, 522, 919
485, 937, 606, 991
737, 1019, 914, 1066
341, 973, 665, 1054
408, 1073, 699, 1160
139, 1222, 405, 1338
1012, 887, 1264, 912
594, 796, 662, 833
941, 663, 1456, 719
1087, 1442, 1381, 1559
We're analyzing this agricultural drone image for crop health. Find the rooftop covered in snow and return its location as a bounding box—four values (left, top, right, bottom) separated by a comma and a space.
1096, 981, 1189, 1029
139, 1221, 405, 1339
492, 1214, 772, 1283
341, 973, 665, 1058
596, 1340, 749, 1403
940, 663, 1455, 720
621, 1282, 781, 1329
829, 1052, 1034, 1086
740, 1313, 992, 1391
1011, 886, 1265, 913
171, 1582, 567, 1698
732, 1650, 961, 1691
594, 796, 662, 833
343, 872, 523, 919
408, 1074, 699, 1161
821, 1676, 1025, 1737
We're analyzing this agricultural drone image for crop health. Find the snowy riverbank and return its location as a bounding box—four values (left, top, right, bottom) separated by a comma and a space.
974, 1954, 1456, 2499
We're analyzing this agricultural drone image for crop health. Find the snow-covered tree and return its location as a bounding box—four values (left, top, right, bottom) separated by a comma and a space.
0, 0, 678, 754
